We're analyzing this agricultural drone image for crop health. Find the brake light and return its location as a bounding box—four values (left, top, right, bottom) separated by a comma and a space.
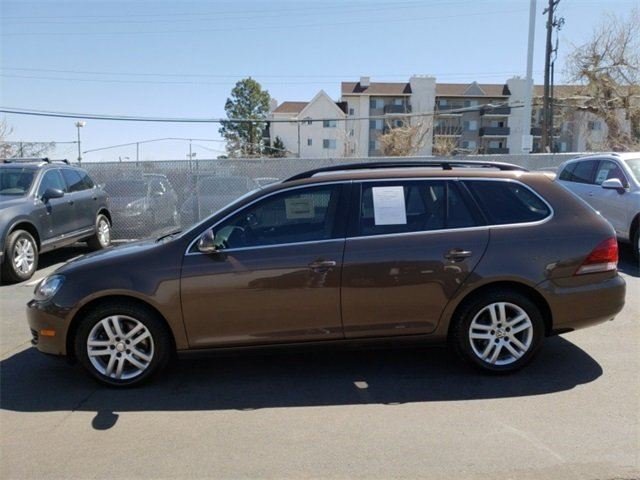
575, 237, 618, 275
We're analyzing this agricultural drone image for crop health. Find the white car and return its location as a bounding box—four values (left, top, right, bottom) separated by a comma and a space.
557, 152, 640, 261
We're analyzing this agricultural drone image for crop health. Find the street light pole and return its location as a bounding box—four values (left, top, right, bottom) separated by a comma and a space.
75, 121, 86, 164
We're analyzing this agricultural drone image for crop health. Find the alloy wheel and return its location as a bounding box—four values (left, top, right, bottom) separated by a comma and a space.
468, 302, 533, 366
13, 238, 35, 275
97, 218, 111, 247
87, 315, 154, 380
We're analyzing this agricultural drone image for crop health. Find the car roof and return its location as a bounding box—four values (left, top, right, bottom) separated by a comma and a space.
568, 152, 640, 163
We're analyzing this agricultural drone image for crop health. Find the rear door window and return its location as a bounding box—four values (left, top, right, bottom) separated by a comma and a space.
356, 180, 478, 237
61, 169, 84, 192
464, 180, 551, 225
568, 160, 598, 184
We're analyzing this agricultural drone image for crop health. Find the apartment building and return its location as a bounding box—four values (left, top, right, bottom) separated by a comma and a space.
268, 90, 348, 157
267, 76, 628, 157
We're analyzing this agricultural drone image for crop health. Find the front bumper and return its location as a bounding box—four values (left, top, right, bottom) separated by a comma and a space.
26, 299, 72, 356
538, 273, 626, 334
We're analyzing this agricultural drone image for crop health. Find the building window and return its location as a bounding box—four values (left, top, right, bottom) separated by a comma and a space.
369, 98, 384, 109
304, 117, 312, 125
464, 100, 479, 108
368, 140, 380, 151
588, 120, 602, 131
307, 138, 312, 146
463, 120, 478, 131
349, 108, 355, 115
323, 120, 337, 128
439, 99, 448, 106
349, 129, 354, 137
393, 98, 403, 106
323, 139, 336, 149
369, 119, 383, 130
462, 140, 476, 149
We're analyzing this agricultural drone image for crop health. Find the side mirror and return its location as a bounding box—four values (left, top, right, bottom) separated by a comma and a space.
197, 229, 218, 254
601, 178, 626, 191
42, 188, 64, 201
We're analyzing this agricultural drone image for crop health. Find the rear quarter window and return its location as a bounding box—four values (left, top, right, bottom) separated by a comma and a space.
465, 180, 551, 225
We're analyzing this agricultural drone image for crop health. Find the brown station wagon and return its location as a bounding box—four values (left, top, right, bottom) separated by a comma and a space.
26, 161, 626, 387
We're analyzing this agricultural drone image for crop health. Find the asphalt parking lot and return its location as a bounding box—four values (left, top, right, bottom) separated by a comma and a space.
1, 245, 638, 480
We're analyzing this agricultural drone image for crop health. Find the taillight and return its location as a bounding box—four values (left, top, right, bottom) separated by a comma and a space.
575, 237, 618, 275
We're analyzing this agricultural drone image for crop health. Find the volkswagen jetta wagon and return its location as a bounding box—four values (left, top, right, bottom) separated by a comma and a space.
27, 161, 626, 387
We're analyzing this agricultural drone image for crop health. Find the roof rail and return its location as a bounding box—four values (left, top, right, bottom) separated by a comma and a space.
1, 157, 70, 165
285, 160, 528, 182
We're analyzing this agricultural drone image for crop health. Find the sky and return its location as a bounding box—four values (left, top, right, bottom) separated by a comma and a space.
0, 0, 636, 162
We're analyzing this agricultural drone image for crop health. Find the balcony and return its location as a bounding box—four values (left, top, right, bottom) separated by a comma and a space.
480, 106, 511, 116
482, 147, 510, 154
479, 126, 510, 136
384, 104, 412, 114
531, 127, 560, 137
433, 126, 462, 136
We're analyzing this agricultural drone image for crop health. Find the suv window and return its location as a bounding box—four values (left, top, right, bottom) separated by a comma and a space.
37, 169, 66, 197
595, 160, 628, 187
357, 180, 477, 237
558, 162, 576, 181
211, 185, 341, 250
564, 160, 598, 184
465, 180, 550, 225
61, 168, 94, 192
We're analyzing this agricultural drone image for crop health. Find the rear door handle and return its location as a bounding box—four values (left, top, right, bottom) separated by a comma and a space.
308, 260, 337, 270
444, 249, 472, 261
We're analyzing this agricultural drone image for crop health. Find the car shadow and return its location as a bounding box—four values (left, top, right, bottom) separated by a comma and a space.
617, 243, 639, 277
0, 336, 602, 429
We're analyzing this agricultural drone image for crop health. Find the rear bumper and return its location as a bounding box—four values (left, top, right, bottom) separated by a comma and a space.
538, 274, 626, 334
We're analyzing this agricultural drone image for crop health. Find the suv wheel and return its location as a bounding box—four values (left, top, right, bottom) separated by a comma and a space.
87, 214, 111, 250
2, 229, 38, 283
75, 301, 171, 387
451, 289, 544, 373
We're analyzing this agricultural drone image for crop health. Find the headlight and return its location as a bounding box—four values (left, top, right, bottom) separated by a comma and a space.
33, 275, 64, 301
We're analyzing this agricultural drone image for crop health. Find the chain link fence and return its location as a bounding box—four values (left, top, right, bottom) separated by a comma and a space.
82, 153, 577, 240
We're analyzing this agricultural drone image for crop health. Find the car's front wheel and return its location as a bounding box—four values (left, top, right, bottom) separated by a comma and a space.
74, 301, 172, 387
451, 289, 545, 373
1, 229, 38, 283
87, 214, 111, 250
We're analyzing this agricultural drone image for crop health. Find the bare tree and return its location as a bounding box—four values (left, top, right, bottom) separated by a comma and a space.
378, 117, 430, 156
432, 115, 463, 156
0, 119, 56, 159
565, 8, 640, 151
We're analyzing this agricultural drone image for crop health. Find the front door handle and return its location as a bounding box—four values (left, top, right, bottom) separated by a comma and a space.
444, 249, 472, 261
308, 260, 337, 271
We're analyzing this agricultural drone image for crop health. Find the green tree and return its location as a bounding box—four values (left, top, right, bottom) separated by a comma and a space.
266, 136, 287, 157
219, 78, 271, 157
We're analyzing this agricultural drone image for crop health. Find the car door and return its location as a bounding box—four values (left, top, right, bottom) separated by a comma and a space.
341, 179, 489, 338
60, 168, 95, 232
34, 169, 75, 240
588, 160, 631, 237
180, 183, 349, 348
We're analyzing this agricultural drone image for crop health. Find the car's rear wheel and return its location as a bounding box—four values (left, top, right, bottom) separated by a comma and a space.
2, 229, 38, 283
74, 302, 172, 387
87, 214, 111, 250
451, 289, 545, 373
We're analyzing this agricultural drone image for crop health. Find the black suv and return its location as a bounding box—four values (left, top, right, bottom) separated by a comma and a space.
0, 158, 112, 283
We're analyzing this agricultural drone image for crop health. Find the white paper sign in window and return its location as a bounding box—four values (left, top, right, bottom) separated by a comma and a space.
372, 186, 407, 225
285, 197, 315, 219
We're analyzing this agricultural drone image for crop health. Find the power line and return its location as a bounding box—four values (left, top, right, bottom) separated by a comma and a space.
0, 103, 524, 124
1, 9, 528, 36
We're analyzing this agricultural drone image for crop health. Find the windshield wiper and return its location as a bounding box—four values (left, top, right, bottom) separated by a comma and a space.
156, 229, 182, 242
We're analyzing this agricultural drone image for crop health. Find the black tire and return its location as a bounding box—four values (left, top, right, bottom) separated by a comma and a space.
450, 288, 545, 374
74, 301, 172, 387
87, 214, 111, 251
1, 229, 38, 283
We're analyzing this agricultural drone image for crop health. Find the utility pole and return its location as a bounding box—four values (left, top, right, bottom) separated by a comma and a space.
522, 0, 537, 153
541, 0, 561, 152
296, 120, 301, 158
75, 121, 86, 164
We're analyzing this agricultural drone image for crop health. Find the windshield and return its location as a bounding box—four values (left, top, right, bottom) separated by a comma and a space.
624, 158, 640, 182
197, 177, 251, 195
103, 180, 147, 196
0, 168, 35, 196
